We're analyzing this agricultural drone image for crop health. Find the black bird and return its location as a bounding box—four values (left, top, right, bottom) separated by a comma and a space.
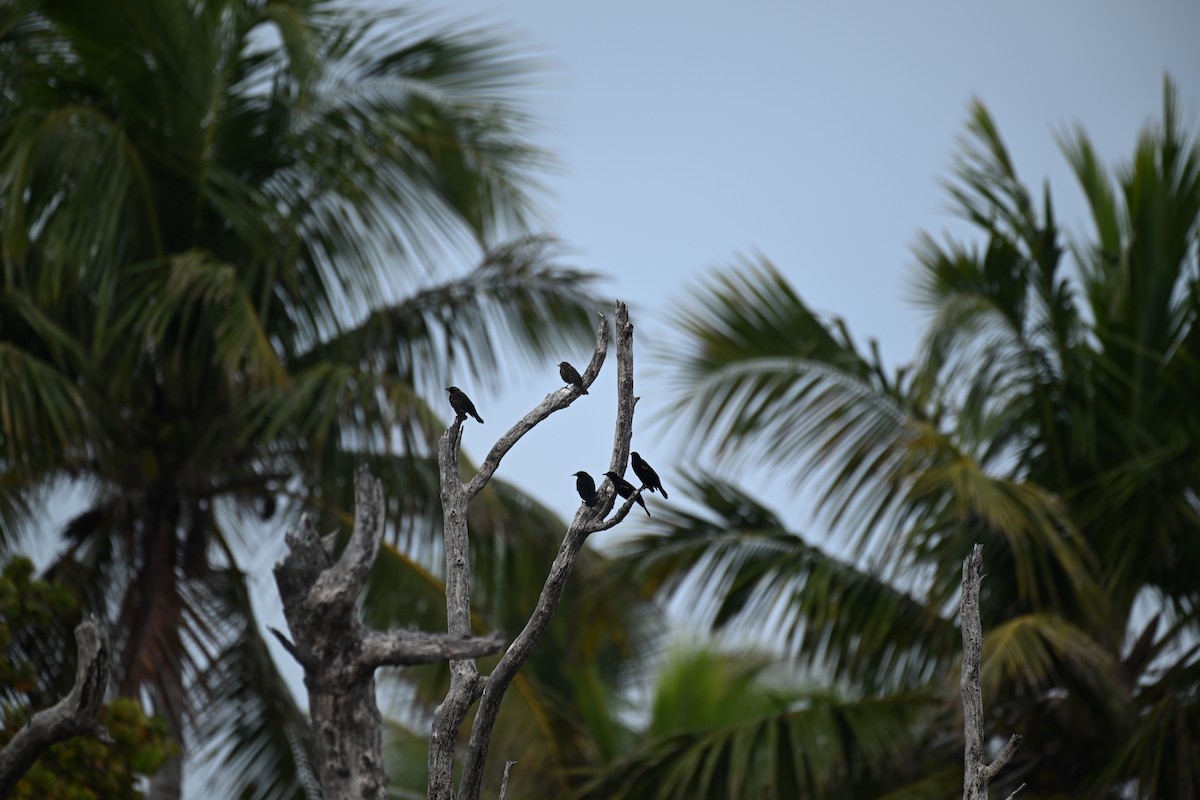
446, 386, 484, 423
630, 451, 668, 499
604, 471, 650, 517
558, 361, 588, 394
572, 471, 597, 507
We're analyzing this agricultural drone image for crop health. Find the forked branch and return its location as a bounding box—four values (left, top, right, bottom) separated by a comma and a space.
273, 468, 504, 799
430, 301, 638, 800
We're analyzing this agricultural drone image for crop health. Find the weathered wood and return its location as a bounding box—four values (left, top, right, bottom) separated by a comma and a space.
274, 467, 505, 799
430, 302, 642, 800
961, 543, 1022, 800
0, 618, 112, 795
498, 760, 517, 800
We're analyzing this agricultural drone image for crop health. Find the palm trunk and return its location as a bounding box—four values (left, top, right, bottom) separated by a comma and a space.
120, 498, 187, 798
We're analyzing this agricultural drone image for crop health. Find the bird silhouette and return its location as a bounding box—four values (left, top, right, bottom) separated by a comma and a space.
446, 386, 483, 423
558, 361, 587, 394
630, 452, 667, 499
603, 471, 650, 516
572, 471, 597, 506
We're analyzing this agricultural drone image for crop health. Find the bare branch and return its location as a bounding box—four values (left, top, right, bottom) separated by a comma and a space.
587, 303, 640, 524
309, 466, 385, 613
361, 630, 505, 668
464, 311, 611, 501
430, 308, 617, 800
606, 304, 638, 477
981, 733, 1023, 783
276, 467, 496, 799
0, 618, 112, 795
454, 302, 635, 800
1002, 781, 1027, 800
961, 543, 1022, 800
587, 492, 643, 535
430, 417, 485, 800
498, 760, 517, 800
266, 626, 309, 669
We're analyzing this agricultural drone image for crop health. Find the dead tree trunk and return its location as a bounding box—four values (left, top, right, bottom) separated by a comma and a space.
429, 301, 642, 800
960, 543, 1023, 800
273, 300, 642, 799
273, 469, 506, 799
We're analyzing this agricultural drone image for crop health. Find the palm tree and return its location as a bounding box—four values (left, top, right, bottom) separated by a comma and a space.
574, 642, 950, 800
0, 0, 603, 795
607, 79, 1200, 797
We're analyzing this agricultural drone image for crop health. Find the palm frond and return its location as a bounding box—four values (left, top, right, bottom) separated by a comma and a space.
1087, 649, 1200, 799
980, 613, 1122, 713
0, 339, 97, 470
313, 236, 598, 393
130, 250, 288, 390
574, 658, 940, 800
902, 454, 1103, 619
0, 103, 156, 294
193, 550, 317, 800
611, 473, 959, 692
380, 719, 429, 800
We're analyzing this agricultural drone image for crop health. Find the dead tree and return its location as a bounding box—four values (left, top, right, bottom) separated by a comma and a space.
429, 301, 641, 800
960, 543, 1023, 800
0, 618, 113, 795
272, 471, 507, 799
273, 301, 643, 799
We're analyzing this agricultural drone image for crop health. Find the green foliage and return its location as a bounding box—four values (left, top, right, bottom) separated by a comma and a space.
0, 558, 175, 799
621, 78, 1200, 797
0, 557, 76, 700
574, 647, 946, 800
0, 0, 601, 795
0, 700, 175, 800
364, 473, 657, 798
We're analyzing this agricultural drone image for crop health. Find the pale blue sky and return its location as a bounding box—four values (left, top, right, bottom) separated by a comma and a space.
25, 2, 1200, 594
12, 6, 1197, 796
196, 2, 1197, 792
430, 0, 1200, 535
27, 4, 1198, 553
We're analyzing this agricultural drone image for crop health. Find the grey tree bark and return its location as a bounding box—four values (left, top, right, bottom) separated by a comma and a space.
429, 301, 642, 800
271, 300, 643, 800
0, 618, 113, 795
272, 468, 506, 800
960, 543, 1023, 800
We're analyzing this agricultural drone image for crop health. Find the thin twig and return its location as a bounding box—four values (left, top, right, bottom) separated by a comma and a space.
1002, 782, 1027, 800
498, 761, 517, 800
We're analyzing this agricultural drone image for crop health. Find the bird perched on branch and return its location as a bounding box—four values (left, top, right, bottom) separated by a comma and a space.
446, 386, 483, 423
630, 452, 667, 499
558, 361, 587, 394
603, 471, 650, 516
572, 471, 597, 507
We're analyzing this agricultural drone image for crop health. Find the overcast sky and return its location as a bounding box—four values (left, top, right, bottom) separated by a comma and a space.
26, 1, 1200, 599
424, 0, 1200, 540
177, 2, 1200, 792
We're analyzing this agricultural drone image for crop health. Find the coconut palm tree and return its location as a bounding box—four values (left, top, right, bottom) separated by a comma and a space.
573, 642, 950, 800
0, 0, 603, 795
608, 79, 1200, 797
